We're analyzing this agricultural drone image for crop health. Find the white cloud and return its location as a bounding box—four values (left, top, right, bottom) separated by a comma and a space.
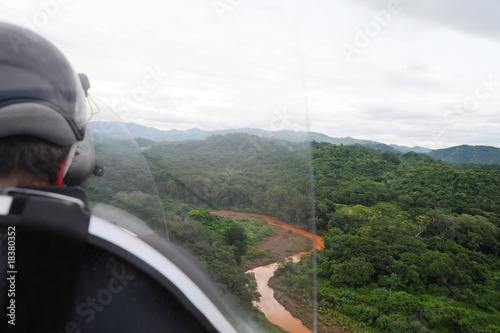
1, 0, 499, 148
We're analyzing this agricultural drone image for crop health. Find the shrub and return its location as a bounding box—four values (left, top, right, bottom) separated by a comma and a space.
384, 291, 421, 315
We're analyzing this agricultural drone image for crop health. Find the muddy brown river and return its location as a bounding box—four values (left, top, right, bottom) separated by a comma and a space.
213, 211, 324, 333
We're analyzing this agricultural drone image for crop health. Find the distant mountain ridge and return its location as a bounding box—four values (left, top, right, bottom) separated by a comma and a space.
121, 122, 499, 164
389, 144, 432, 154
123, 122, 426, 153
428, 145, 500, 164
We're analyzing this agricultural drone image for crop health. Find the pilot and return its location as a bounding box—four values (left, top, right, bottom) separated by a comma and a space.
0, 21, 238, 333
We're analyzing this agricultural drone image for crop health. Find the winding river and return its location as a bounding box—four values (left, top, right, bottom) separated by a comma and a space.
213, 211, 324, 333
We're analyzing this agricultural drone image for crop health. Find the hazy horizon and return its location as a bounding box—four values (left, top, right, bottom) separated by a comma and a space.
2, 1, 499, 149
122, 121, 499, 150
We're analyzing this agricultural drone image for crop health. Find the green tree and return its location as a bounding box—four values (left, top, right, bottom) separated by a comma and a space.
419, 250, 456, 286
330, 257, 375, 287
224, 223, 248, 265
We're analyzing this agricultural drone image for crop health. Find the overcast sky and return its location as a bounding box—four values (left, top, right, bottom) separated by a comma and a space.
1, 0, 499, 149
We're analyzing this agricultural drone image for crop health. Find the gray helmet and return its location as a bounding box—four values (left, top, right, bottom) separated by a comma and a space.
0, 21, 96, 185
0, 21, 88, 145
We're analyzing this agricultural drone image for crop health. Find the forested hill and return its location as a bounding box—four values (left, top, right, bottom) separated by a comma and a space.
128, 122, 500, 164
142, 133, 500, 223
428, 145, 500, 164
312, 142, 500, 218
143, 133, 314, 226
138, 134, 500, 332
127, 123, 500, 164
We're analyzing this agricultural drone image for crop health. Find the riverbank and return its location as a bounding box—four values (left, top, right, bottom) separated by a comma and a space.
269, 277, 346, 333
212, 211, 313, 271
213, 211, 321, 332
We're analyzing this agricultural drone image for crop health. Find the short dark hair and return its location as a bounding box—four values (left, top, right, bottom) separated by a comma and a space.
0, 136, 70, 185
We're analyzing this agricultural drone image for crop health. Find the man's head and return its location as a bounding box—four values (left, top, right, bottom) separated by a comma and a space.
0, 22, 95, 186
0, 136, 69, 186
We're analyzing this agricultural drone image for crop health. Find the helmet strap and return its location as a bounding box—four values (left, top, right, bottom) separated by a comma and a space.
56, 157, 67, 187
56, 142, 78, 186
63, 142, 79, 177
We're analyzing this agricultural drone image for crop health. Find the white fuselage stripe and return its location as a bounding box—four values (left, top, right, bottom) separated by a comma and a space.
88, 216, 236, 333
0, 196, 13, 215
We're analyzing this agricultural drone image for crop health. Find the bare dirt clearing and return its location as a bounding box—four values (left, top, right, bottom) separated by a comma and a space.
213, 212, 312, 271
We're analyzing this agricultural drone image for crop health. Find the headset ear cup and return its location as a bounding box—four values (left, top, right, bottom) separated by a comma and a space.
64, 128, 96, 186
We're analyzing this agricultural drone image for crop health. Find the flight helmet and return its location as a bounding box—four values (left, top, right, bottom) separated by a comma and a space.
0, 21, 96, 185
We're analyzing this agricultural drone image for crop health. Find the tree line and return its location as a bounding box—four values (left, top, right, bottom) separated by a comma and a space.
84, 135, 500, 332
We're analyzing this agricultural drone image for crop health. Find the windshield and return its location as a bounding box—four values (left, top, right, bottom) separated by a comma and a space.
80, 15, 318, 332
83, 108, 169, 238
80, 94, 317, 332
73, 3, 317, 332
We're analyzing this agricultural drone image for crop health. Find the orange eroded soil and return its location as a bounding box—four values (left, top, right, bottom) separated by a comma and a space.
212, 211, 322, 271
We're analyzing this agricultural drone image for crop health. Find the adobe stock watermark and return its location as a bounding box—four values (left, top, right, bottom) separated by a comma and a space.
212, 0, 282, 21
268, 106, 299, 152
213, 0, 243, 21
52, 266, 135, 333
339, 0, 411, 65
92, 65, 169, 142
7, 0, 73, 53
431, 74, 499, 147
111, 65, 169, 115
